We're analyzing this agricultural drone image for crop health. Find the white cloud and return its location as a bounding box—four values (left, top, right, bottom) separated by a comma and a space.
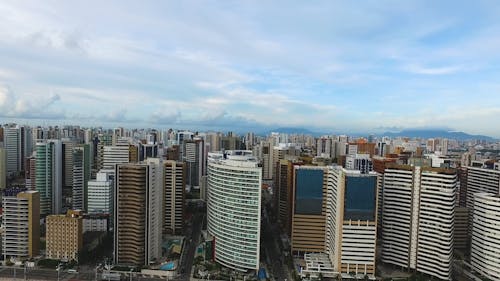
0, 85, 64, 119
405, 64, 465, 75
0, 1, 499, 135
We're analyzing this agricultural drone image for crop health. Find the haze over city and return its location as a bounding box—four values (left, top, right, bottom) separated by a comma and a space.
1, 1, 500, 136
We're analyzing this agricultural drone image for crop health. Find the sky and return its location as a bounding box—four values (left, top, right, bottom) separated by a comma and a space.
1, 1, 500, 136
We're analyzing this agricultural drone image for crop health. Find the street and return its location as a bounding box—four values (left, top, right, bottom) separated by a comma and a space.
178, 212, 204, 281
0, 266, 82, 280
261, 191, 292, 281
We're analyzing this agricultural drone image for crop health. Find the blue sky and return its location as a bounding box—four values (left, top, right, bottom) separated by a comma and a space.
1, 1, 500, 136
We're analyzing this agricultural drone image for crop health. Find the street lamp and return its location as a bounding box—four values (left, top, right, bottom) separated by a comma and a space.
129, 268, 134, 281
56, 263, 62, 281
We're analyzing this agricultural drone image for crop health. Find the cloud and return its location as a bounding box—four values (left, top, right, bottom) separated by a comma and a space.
0, 85, 65, 119
405, 64, 465, 75
0, 68, 19, 79
150, 110, 181, 125
0, 1, 500, 136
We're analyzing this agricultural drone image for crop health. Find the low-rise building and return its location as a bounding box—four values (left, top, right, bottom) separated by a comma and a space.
46, 210, 83, 261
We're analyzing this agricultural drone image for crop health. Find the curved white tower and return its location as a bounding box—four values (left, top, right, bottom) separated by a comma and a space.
471, 193, 500, 280
207, 151, 262, 272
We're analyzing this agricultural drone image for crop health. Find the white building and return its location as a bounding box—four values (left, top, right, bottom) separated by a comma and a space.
207, 151, 262, 271
465, 166, 500, 209
381, 166, 457, 280
324, 167, 378, 279
88, 171, 113, 215
345, 154, 373, 174
470, 193, 500, 280
83, 215, 109, 233
102, 145, 129, 170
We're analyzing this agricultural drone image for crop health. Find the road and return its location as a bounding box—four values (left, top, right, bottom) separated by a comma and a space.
261, 191, 291, 281
0, 266, 81, 280
0, 265, 184, 281
178, 212, 204, 281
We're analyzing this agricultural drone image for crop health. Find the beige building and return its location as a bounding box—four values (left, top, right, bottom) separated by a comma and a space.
2, 189, 40, 260
291, 166, 328, 254
46, 210, 83, 261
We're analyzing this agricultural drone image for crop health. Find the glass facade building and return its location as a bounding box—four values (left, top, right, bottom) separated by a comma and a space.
294, 169, 324, 215
344, 175, 377, 221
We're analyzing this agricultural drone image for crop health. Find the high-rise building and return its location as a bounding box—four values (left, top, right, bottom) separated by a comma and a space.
207, 151, 262, 271
128, 144, 139, 163
46, 210, 83, 261
316, 137, 333, 158
139, 143, 158, 161
275, 159, 301, 237
260, 141, 273, 180
0, 148, 6, 190
72, 144, 91, 211
381, 165, 457, 280
220, 134, 243, 151
163, 160, 185, 235
20, 127, 33, 171
205, 132, 221, 152
36, 140, 63, 215
88, 171, 113, 215
291, 166, 328, 254
465, 166, 500, 209
325, 167, 378, 277
103, 145, 129, 170
62, 139, 76, 189
114, 160, 162, 266
2, 188, 40, 260
345, 154, 373, 174
4, 125, 21, 175
371, 156, 397, 230
245, 132, 255, 150
184, 139, 205, 190
177, 131, 194, 156
272, 144, 300, 179
461, 166, 500, 250
25, 154, 36, 190
470, 192, 500, 280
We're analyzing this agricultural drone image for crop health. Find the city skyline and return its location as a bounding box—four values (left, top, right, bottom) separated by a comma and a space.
1, 1, 500, 136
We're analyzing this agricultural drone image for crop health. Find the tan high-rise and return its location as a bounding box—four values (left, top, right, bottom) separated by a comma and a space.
2, 189, 40, 260
46, 210, 83, 261
114, 161, 162, 266
114, 164, 148, 266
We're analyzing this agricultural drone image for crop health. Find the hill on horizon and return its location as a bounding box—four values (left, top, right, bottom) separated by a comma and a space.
381, 129, 495, 141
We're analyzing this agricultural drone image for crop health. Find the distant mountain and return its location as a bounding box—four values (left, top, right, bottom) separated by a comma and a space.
381, 129, 495, 141
263, 127, 325, 136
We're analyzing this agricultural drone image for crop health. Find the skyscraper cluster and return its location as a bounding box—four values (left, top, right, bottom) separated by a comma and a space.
0, 124, 498, 281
